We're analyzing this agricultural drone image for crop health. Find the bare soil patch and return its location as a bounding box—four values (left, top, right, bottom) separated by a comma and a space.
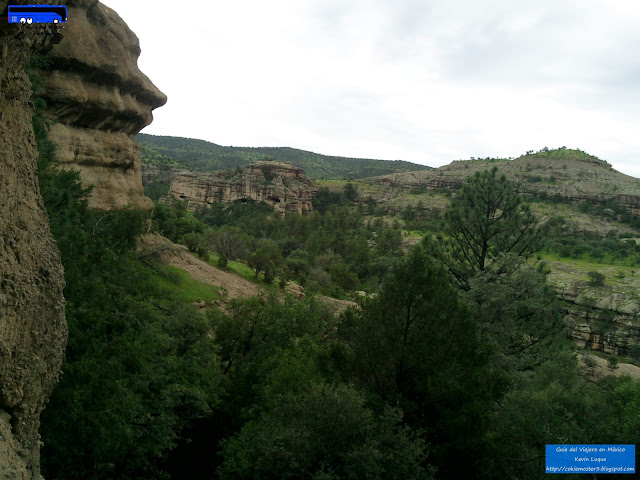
138, 234, 357, 314
579, 352, 640, 380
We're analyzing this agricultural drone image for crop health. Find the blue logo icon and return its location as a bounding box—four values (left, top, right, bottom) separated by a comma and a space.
8, 5, 67, 24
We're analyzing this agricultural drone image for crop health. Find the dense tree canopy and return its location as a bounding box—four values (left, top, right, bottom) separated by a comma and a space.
463, 253, 565, 371
219, 383, 434, 480
340, 246, 507, 477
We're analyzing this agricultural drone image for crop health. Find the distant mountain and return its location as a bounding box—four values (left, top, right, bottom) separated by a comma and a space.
137, 133, 430, 180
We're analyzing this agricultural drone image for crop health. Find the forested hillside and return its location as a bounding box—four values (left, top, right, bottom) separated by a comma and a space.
39, 94, 640, 479
137, 132, 430, 179
322, 150, 640, 357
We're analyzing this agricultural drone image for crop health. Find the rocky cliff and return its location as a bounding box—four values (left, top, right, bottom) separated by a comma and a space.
161, 161, 317, 216
559, 286, 640, 357
0, 7, 67, 479
34, 0, 166, 210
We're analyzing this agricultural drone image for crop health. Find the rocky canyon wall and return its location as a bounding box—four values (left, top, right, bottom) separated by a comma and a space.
1, 1, 165, 477
35, 0, 166, 210
164, 161, 317, 216
0, 6, 67, 479
559, 286, 640, 357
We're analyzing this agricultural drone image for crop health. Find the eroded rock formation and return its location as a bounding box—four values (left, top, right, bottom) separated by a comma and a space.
0, 7, 67, 479
164, 161, 317, 216
35, 0, 166, 210
559, 286, 640, 356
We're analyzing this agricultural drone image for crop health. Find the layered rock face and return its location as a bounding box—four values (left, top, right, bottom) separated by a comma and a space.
35, 0, 166, 210
559, 287, 640, 356
165, 161, 317, 216
0, 8, 67, 479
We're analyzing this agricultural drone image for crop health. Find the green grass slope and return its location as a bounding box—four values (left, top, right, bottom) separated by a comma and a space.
137, 133, 430, 180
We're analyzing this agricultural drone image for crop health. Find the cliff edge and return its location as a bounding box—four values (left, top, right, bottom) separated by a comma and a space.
35, 0, 166, 210
1, 1, 166, 477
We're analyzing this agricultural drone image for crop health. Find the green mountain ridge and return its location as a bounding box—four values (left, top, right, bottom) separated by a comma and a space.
137, 132, 431, 180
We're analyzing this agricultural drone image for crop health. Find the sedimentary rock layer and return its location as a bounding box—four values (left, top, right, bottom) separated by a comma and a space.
165, 161, 317, 216
374, 155, 640, 215
559, 286, 640, 356
36, 0, 166, 210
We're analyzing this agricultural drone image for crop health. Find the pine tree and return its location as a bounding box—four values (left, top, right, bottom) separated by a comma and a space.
441, 167, 540, 287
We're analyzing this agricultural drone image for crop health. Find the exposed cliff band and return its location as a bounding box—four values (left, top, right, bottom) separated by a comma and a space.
35, 0, 166, 210
164, 161, 318, 216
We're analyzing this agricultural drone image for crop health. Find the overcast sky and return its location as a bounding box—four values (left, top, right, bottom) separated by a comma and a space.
100, 0, 640, 177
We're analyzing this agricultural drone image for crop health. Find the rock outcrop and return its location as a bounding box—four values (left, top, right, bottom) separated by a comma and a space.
0, 7, 67, 479
163, 161, 317, 216
559, 286, 640, 356
35, 0, 166, 210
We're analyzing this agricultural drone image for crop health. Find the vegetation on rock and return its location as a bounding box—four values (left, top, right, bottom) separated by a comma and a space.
36, 98, 220, 480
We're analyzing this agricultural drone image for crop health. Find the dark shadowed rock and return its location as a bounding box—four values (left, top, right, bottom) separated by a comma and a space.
0, 4, 66, 478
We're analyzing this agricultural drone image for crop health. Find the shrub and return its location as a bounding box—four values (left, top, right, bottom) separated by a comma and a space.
584, 354, 597, 376
183, 232, 209, 258
587, 271, 606, 286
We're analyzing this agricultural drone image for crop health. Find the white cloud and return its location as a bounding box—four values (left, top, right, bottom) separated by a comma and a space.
101, 0, 640, 177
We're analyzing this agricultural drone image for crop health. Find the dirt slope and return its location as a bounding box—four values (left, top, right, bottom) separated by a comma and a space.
138, 234, 356, 313
139, 234, 261, 299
